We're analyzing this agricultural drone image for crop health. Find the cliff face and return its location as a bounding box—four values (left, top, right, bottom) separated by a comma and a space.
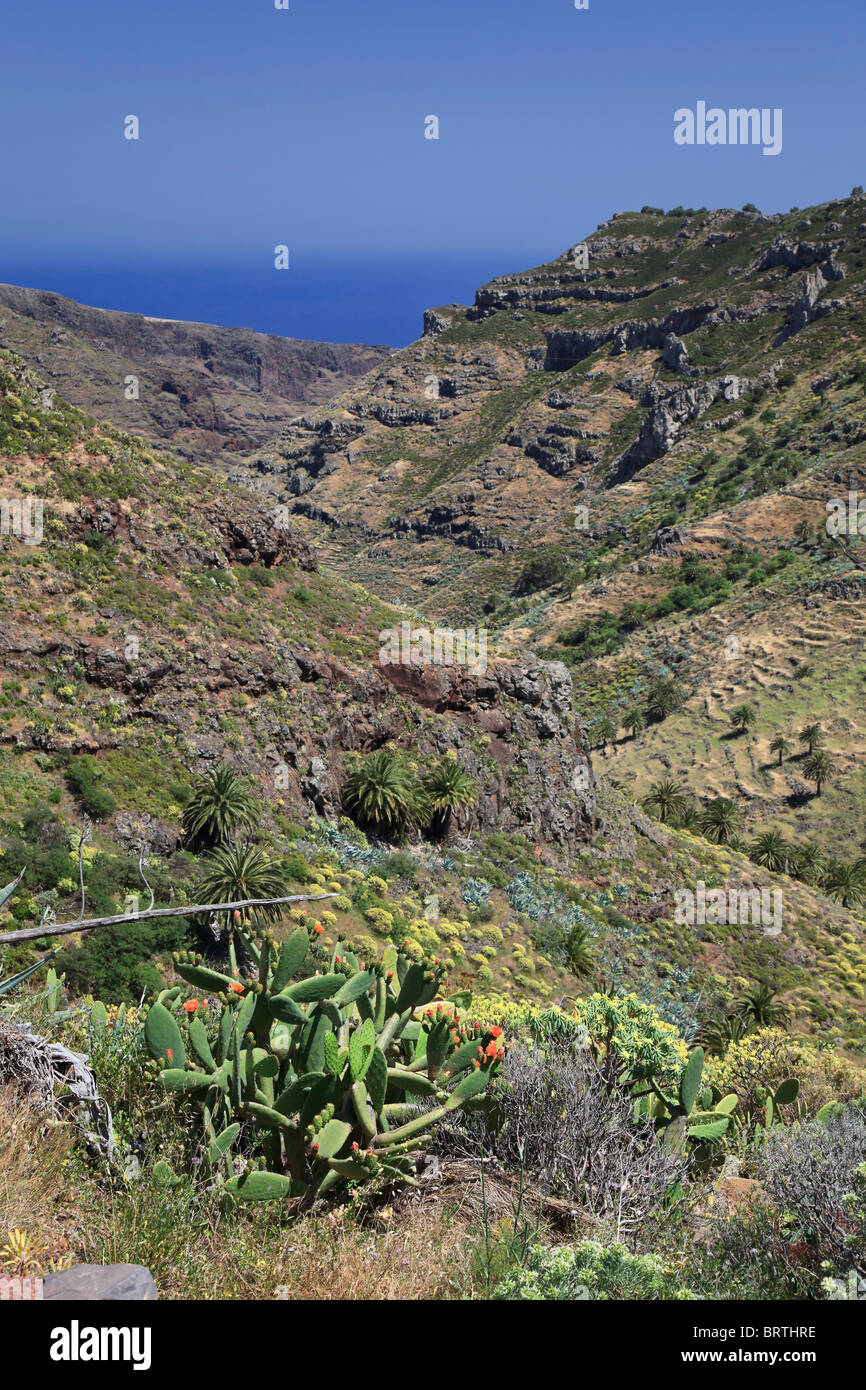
0, 284, 391, 469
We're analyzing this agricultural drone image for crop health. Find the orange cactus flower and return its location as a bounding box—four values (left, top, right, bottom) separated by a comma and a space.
313, 923, 324, 935
490, 1025, 502, 1038
183, 1000, 198, 1014
229, 982, 244, 995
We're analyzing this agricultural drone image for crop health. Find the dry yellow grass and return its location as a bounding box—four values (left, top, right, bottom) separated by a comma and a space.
0, 1086, 76, 1274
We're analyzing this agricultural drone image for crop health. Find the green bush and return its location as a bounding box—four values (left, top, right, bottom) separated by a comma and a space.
66, 756, 116, 820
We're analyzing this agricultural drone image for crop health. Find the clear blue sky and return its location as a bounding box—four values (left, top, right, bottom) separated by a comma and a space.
1, 0, 863, 343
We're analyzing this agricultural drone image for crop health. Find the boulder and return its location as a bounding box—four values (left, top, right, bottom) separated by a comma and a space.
43, 1264, 158, 1301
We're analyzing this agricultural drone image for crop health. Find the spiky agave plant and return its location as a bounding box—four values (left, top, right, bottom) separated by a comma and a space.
422, 758, 477, 838
341, 749, 428, 838
198, 844, 288, 928
182, 765, 259, 849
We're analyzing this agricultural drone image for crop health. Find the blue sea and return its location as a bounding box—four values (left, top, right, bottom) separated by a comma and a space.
0, 252, 543, 349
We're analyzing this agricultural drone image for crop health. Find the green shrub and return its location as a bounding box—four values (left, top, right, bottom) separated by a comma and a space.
495, 1241, 697, 1300
66, 756, 116, 820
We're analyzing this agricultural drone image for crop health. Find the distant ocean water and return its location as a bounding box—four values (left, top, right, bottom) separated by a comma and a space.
0, 253, 544, 349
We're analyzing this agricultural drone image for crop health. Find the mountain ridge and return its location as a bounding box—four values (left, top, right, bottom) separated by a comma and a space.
0, 282, 392, 471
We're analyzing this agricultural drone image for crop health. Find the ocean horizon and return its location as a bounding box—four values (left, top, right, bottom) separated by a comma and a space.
0, 251, 550, 350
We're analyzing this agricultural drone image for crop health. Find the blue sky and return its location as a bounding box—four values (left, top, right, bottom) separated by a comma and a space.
1, 0, 863, 343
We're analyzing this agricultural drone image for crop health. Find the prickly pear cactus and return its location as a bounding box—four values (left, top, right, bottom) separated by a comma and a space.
143, 921, 505, 1201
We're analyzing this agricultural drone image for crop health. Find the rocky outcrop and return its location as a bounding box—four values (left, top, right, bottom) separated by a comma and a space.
776, 268, 845, 344
757, 235, 845, 279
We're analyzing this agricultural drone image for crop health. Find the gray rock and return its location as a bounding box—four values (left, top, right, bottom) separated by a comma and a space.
43, 1264, 158, 1301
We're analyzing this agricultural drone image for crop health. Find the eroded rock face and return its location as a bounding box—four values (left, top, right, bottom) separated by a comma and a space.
376, 657, 596, 845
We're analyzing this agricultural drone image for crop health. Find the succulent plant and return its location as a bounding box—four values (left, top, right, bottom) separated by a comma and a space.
144, 920, 505, 1201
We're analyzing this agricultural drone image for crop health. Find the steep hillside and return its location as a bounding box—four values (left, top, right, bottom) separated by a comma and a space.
243, 192, 866, 621
0, 283, 391, 470
2, 348, 864, 1043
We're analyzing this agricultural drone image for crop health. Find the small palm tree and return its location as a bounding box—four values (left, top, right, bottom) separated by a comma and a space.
802, 748, 836, 797
769, 733, 791, 767
182, 765, 259, 849
701, 1010, 750, 1057
749, 829, 793, 873
593, 716, 617, 752
566, 920, 596, 978
342, 749, 426, 837
646, 677, 684, 723
422, 758, 477, 838
642, 779, 689, 825
823, 861, 866, 909
198, 844, 288, 928
729, 704, 757, 736
622, 705, 646, 740
791, 842, 826, 885
735, 982, 790, 1029
698, 797, 743, 845
799, 723, 824, 755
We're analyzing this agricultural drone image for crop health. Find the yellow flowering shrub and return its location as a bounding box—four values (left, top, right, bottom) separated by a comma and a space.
706, 1028, 864, 1118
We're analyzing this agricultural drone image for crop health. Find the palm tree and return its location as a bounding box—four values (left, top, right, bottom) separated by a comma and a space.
698, 797, 744, 845
791, 842, 826, 885
422, 758, 477, 838
342, 749, 426, 837
182, 765, 259, 849
802, 748, 836, 797
566, 920, 596, 978
729, 704, 757, 736
823, 861, 866, 909
646, 677, 684, 724
769, 733, 792, 767
642, 779, 689, 825
198, 844, 288, 928
593, 716, 617, 752
749, 828, 793, 873
622, 705, 646, 741
799, 723, 824, 755
736, 983, 790, 1029
701, 1010, 750, 1056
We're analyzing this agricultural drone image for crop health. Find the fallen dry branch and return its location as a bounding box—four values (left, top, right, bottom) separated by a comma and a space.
0, 1019, 113, 1162
0, 892, 337, 946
